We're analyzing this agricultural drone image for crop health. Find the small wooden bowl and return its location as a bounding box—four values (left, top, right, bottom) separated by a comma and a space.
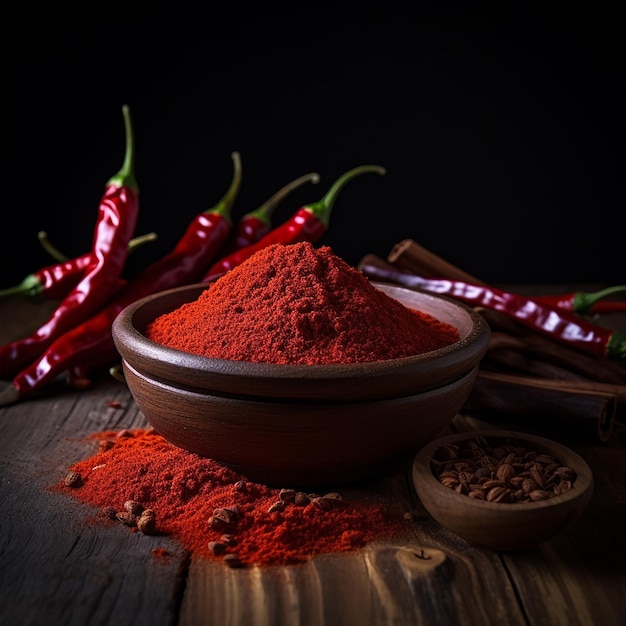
412, 430, 594, 551
112, 282, 490, 487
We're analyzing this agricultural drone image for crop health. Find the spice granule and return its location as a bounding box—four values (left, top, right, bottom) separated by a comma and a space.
55, 428, 409, 567
145, 242, 459, 364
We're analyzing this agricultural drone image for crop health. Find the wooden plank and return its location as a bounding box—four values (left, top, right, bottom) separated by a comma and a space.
0, 378, 188, 626
179, 470, 528, 626
1, 289, 625, 625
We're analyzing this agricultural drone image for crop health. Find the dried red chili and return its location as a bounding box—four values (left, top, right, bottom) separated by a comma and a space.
217, 172, 320, 258
0, 233, 157, 301
0, 153, 242, 405
358, 260, 626, 360
201, 164, 385, 283
0, 105, 140, 378
532, 285, 626, 316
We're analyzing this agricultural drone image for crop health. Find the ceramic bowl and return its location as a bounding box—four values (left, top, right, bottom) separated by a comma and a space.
111, 281, 490, 487
412, 430, 594, 551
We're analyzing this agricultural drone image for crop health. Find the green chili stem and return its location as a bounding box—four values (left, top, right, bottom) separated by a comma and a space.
0, 274, 42, 298
106, 104, 138, 191
245, 172, 321, 225
306, 165, 386, 227
576, 285, 626, 315
205, 151, 242, 220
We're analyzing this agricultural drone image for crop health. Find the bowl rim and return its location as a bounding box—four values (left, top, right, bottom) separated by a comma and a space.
412, 429, 594, 512
112, 280, 491, 379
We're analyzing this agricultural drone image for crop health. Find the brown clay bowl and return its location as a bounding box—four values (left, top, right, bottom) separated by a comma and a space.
412, 430, 594, 551
111, 281, 490, 487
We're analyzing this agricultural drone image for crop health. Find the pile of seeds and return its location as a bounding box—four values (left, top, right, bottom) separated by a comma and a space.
430, 437, 578, 503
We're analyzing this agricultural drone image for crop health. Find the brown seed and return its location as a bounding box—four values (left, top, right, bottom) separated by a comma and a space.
438, 443, 460, 461
468, 490, 486, 500
137, 513, 156, 534
524, 450, 538, 463
500, 452, 516, 466
522, 478, 539, 494
208, 541, 227, 555
513, 489, 526, 501
116, 511, 137, 526
440, 476, 459, 489
225, 505, 241, 520
323, 492, 343, 505
210, 509, 231, 530
530, 466, 545, 488
124, 500, 144, 515
454, 461, 474, 472
101, 506, 117, 520
64, 470, 82, 488
495, 488, 514, 503
268, 500, 286, 513
496, 463, 515, 483
554, 466, 577, 482
224, 553, 245, 568
536, 454, 557, 465
482, 479, 507, 490
294, 492, 310, 506
553, 480, 573, 495
457, 471, 474, 485
474, 467, 492, 479
480, 455, 497, 469
486, 486, 508, 502
529, 490, 551, 501
311, 497, 333, 510
98, 440, 114, 453
279, 489, 296, 502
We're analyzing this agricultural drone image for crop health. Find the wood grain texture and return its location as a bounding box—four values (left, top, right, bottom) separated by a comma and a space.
1, 292, 625, 625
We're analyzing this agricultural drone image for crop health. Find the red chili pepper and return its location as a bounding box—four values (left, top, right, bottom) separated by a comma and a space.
358, 261, 626, 360
0, 232, 157, 301
202, 164, 386, 283
0, 152, 242, 404
218, 172, 320, 258
532, 285, 626, 316
0, 105, 141, 378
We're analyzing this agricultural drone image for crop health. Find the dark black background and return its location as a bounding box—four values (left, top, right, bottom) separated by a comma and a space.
6, 4, 625, 290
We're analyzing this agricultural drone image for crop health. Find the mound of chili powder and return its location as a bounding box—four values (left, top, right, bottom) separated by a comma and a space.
56, 428, 409, 567
145, 241, 459, 364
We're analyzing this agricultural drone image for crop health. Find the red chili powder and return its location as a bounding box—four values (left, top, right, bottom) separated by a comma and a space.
144, 242, 459, 364
56, 428, 409, 567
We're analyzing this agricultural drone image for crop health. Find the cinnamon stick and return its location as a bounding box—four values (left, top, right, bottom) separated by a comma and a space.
387, 239, 486, 284
483, 340, 596, 383
464, 370, 617, 442
478, 361, 626, 407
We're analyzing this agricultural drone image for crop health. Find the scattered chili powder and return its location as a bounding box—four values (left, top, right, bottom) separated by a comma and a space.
145, 242, 460, 364
56, 428, 409, 567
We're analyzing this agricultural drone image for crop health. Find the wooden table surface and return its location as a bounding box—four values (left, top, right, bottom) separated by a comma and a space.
1, 289, 625, 626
